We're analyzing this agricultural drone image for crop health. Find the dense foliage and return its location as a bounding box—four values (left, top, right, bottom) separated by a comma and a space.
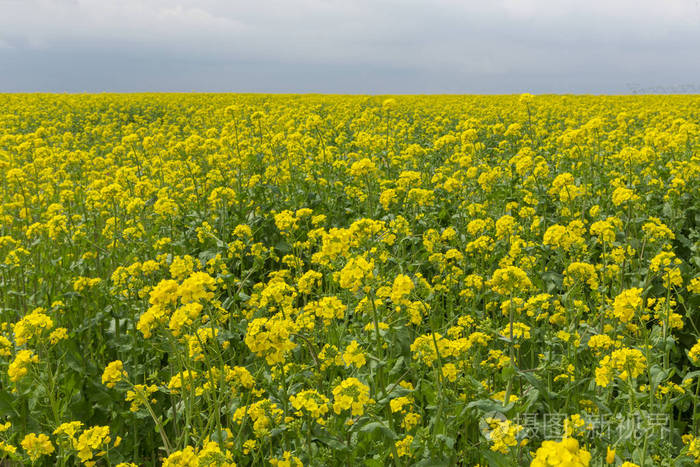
0, 94, 699, 466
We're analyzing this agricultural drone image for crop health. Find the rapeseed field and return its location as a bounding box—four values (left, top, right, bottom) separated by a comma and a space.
0, 93, 699, 466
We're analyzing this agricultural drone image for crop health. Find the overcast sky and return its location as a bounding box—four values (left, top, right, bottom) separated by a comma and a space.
1, 0, 699, 93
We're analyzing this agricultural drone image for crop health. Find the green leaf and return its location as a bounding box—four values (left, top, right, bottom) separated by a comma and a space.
358, 421, 397, 441
413, 457, 451, 467
467, 399, 515, 413
0, 390, 19, 418
480, 450, 513, 467
436, 434, 455, 450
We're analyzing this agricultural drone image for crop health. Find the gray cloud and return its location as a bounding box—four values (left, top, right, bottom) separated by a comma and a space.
1, 0, 699, 93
